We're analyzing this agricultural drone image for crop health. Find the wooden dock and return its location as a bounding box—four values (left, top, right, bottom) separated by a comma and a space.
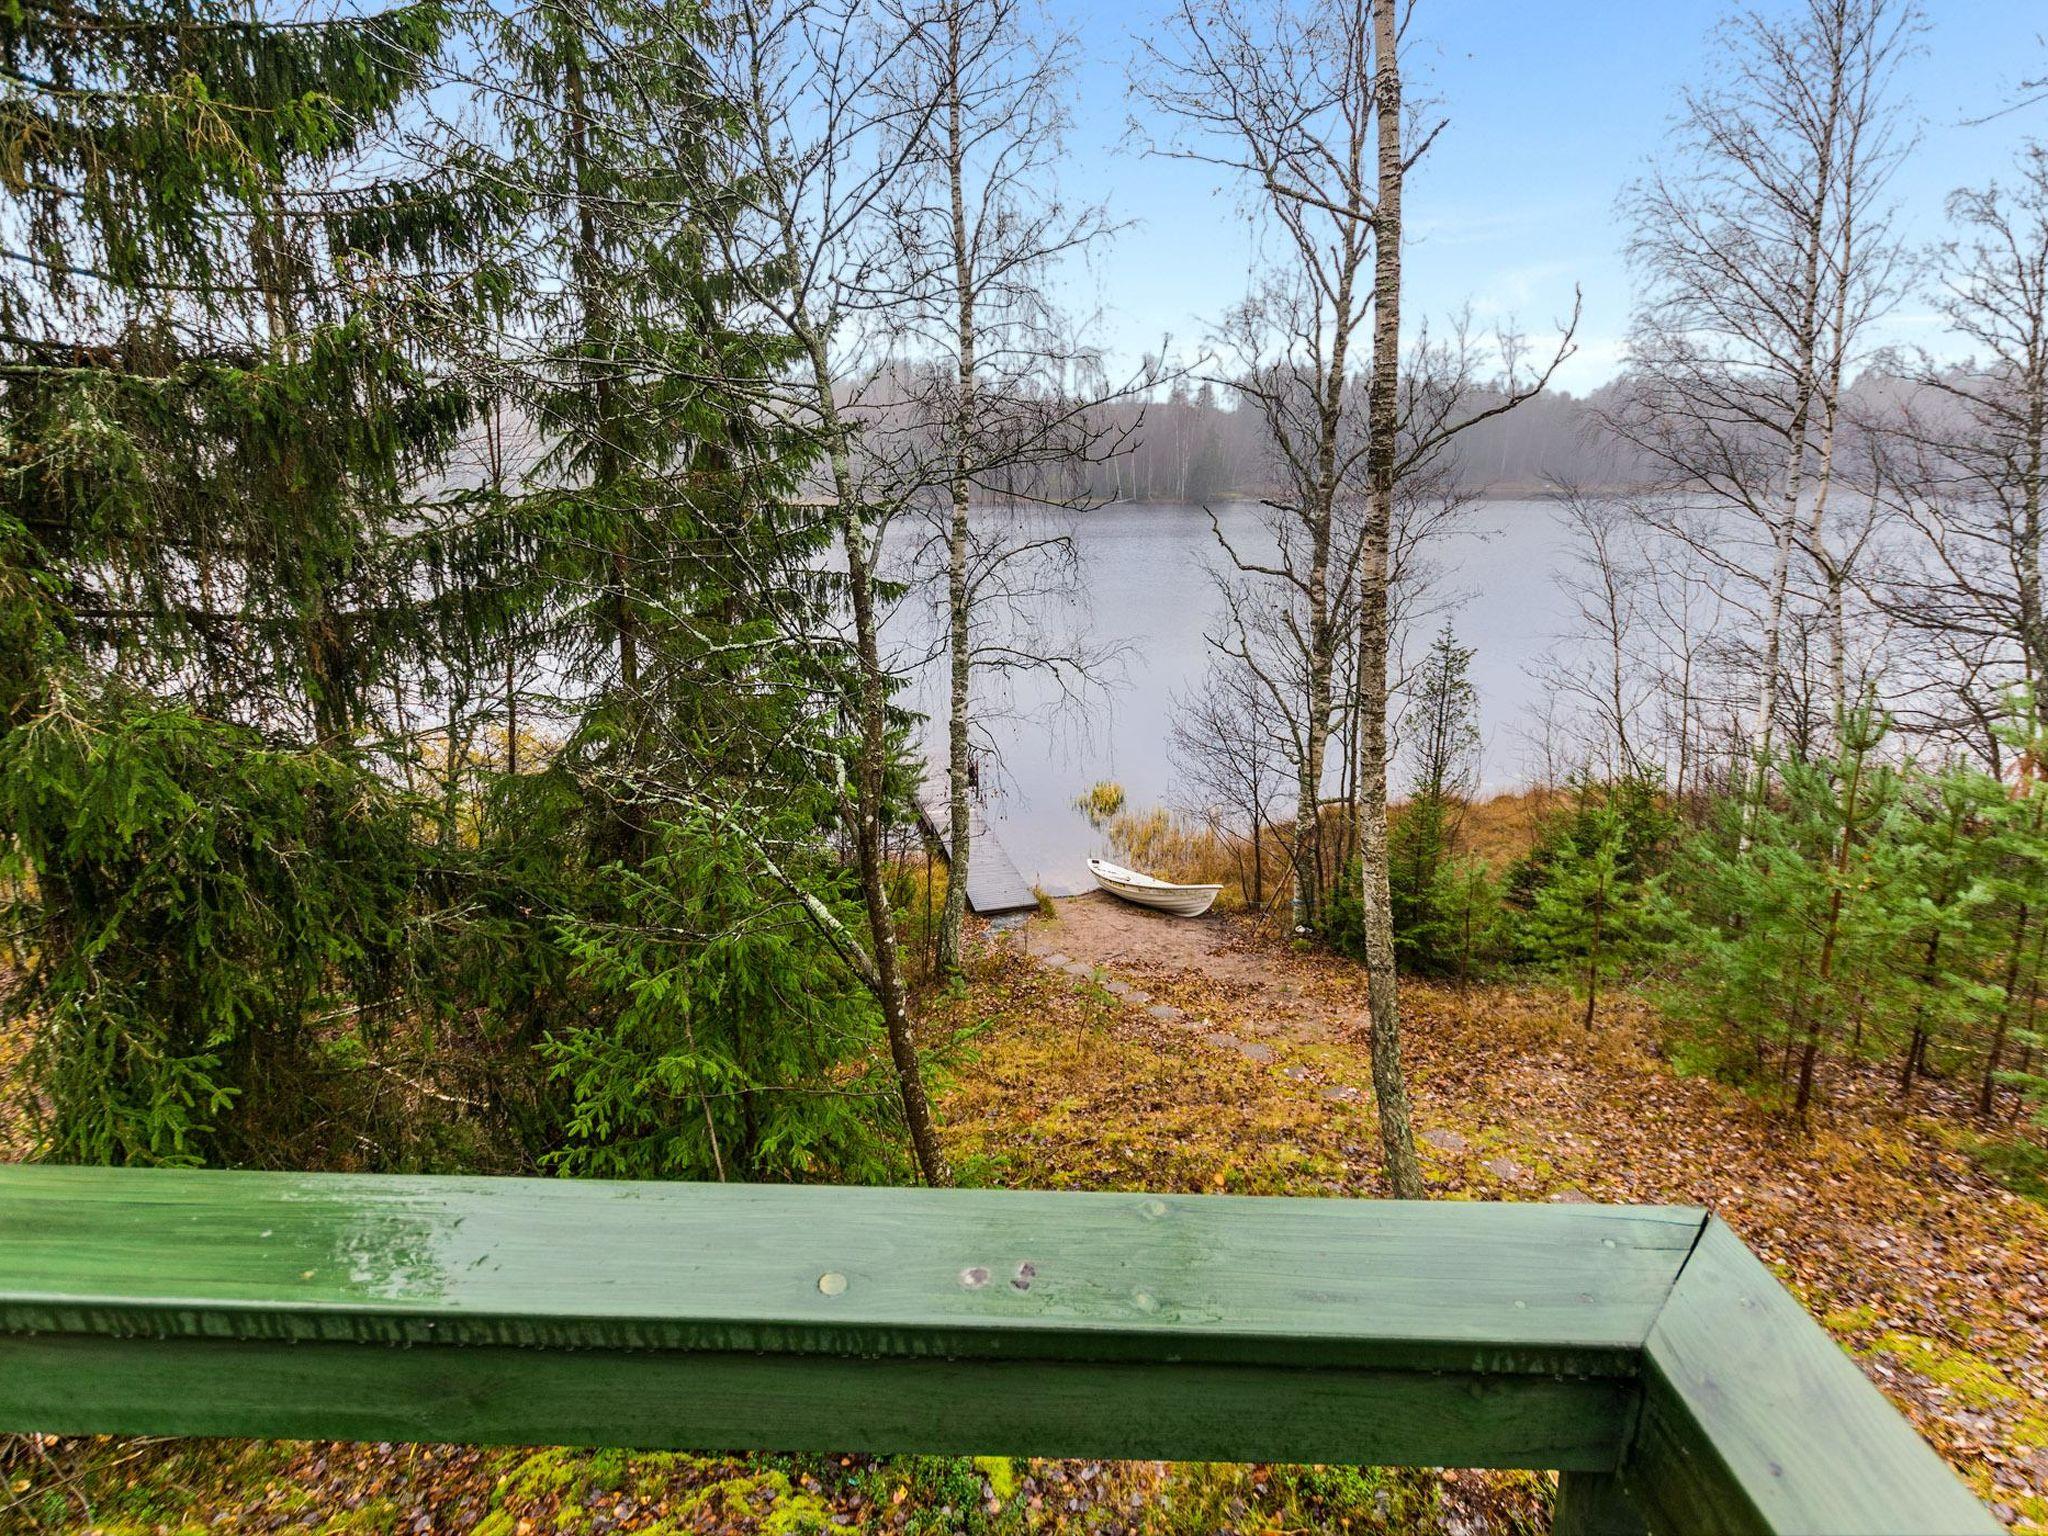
915, 780, 1039, 916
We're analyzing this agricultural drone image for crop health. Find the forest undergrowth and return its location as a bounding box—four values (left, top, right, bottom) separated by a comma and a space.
6, 911, 2046, 1534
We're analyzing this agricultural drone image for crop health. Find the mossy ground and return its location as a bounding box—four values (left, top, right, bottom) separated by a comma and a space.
5, 913, 2046, 1532
0, 1438, 1504, 1536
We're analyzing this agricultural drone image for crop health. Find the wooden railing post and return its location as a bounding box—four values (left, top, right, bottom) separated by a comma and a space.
1554, 1471, 1649, 1536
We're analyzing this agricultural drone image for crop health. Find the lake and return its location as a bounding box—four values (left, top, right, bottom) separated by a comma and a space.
889, 499, 1578, 896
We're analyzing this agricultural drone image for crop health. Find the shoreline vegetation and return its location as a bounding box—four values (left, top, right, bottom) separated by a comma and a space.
1055, 483, 1638, 506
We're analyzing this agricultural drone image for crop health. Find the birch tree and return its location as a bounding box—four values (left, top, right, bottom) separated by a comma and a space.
1531, 493, 1655, 780
1138, 0, 1571, 1199
1609, 0, 1917, 781
705, 0, 953, 1184
886, 0, 1126, 976
1876, 143, 2048, 740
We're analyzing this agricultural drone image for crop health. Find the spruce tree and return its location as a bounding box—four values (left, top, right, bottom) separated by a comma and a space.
440, 0, 897, 1181
1659, 712, 1911, 1115
1976, 704, 2048, 1120
1522, 800, 1640, 1031
1889, 765, 2003, 1103
460, 0, 807, 770
0, 0, 497, 1163
1387, 622, 1480, 971
0, 0, 493, 741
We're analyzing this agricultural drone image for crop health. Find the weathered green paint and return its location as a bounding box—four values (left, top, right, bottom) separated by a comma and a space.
0, 1167, 1694, 1370
0, 1336, 1632, 1469
0, 1168, 2004, 1535
1620, 1218, 2000, 1536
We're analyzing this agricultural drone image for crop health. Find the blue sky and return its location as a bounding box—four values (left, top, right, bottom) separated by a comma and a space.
1049, 0, 2047, 393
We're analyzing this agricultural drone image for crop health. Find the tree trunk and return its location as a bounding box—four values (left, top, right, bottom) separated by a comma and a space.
1356, 0, 1424, 1202
1805, 99, 1858, 749
1746, 54, 1845, 826
560, 30, 637, 710
1898, 928, 1941, 1102
1583, 892, 1606, 1032
1982, 904, 2031, 1120
937, 14, 977, 978
1794, 727, 1867, 1121
2021, 382, 2045, 683
846, 509, 951, 1185
799, 318, 950, 1187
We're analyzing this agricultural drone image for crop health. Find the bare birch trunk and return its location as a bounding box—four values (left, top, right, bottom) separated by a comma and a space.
1794, 722, 1869, 1121
1806, 109, 1859, 747
937, 14, 977, 976
1747, 49, 1846, 803
2024, 385, 2046, 686
1357, 0, 1424, 1202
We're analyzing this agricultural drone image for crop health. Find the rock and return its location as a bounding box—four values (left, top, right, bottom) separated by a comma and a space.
1547, 1187, 1594, 1204
1236, 1040, 1276, 1064
1282, 1066, 1313, 1082
1482, 1158, 1527, 1181
1145, 1002, 1183, 1023
1043, 953, 1071, 968
1321, 1085, 1362, 1103
1124, 989, 1153, 1005
1419, 1128, 1469, 1155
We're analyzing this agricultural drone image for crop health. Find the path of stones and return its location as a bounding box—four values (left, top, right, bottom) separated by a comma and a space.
1004, 893, 1565, 1193
1014, 893, 1359, 1102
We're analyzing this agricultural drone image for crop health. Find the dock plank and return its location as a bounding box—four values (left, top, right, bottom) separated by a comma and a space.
916, 782, 1039, 915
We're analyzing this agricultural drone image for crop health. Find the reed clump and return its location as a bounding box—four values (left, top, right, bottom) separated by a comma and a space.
1090, 792, 1556, 927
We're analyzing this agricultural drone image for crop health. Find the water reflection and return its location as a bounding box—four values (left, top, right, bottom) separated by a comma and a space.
888, 500, 1572, 894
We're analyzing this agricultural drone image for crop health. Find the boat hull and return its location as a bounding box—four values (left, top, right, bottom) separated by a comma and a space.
1087, 859, 1222, 918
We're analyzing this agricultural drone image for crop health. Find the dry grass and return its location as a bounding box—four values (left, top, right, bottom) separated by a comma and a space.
1449, 788, 1562, 870
1090, 790, 1561, 923
1100, 807, 1273, 912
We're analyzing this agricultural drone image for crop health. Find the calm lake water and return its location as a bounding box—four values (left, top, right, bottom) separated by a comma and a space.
889, 499, 1576, 896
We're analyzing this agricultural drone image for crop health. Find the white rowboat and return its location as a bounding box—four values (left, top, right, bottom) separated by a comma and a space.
1087, 858, 1223, 918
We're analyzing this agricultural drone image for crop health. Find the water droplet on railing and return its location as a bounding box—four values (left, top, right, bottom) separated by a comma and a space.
817, 1272, 847, 1296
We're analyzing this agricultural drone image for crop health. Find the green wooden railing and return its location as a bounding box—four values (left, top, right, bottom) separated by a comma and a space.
0, 1166, 2001, 1535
